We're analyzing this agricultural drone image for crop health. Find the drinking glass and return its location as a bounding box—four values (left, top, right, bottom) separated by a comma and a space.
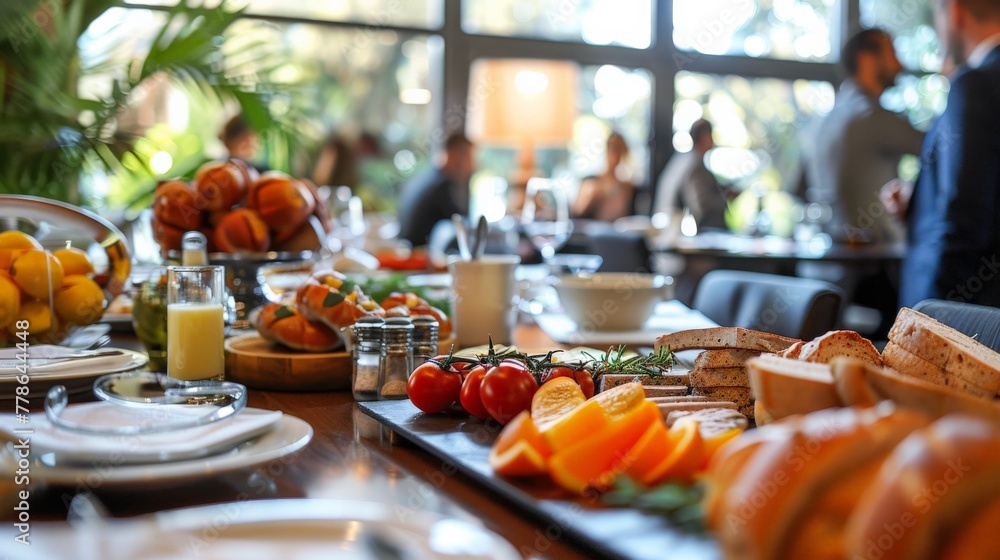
167, 266, 225, 382
131, 267, 168, 372
520, 178, 573, 260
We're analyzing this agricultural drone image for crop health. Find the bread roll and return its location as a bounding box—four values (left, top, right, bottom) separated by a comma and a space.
152, 180, 202, 231
246, 172, 316, 234
797, 330, 883, 367
296, 269, 382, 330
844, 415, 1000, 560
254, 303, 342, 352
746, 354, 839, 422
194, 158, 257, 211
712, 404, 931, 560
213, 208, 270, 253
380, 291, 452, 338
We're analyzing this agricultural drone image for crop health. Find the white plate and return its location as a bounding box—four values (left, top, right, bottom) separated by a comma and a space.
533, 299, 719, 348
26, 499, 520, 560
8, 414, 312, 486
0, 349, 148, 400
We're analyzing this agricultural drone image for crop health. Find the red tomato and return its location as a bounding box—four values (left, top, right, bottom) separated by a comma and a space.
540, 365, 596, 399
480, 359, 539, 425
460, 365, 491, 419
406, 361, 463, 414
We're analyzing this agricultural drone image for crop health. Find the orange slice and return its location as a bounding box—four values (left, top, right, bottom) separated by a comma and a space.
492, 410, 552, 458
531, 377, 587, 431
698, 426, 743, 469
543, 399, 609, 452
549, 400, 661, 494
489, 411, 551, 476
591, 382, 646, 420
619, 419, 673, 482
641, 419, 705, 486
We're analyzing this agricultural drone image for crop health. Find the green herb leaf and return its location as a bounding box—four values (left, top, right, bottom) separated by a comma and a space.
323, 291, 345, 307
602, 477, 706, 533
274, 305, 295, 320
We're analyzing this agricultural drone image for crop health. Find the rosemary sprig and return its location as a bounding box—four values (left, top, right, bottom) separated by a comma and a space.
602, 477, 706, 533
586, 345, 676, 378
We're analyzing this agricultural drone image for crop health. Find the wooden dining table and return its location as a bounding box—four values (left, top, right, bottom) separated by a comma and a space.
5, 323, 603, 559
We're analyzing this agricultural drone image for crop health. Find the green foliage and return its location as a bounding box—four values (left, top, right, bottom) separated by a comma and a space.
0, 1, 287, 205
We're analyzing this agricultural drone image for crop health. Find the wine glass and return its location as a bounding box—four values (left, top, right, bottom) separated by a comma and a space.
520, 178, 573, 260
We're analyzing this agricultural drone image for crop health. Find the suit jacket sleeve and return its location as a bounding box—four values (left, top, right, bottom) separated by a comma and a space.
933, 70, 1000, 297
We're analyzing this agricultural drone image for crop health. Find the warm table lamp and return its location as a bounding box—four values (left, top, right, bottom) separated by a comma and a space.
465, 59, 579, 184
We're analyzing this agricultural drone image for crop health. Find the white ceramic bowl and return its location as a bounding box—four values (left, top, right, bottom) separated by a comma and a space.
553, 273, 671, 331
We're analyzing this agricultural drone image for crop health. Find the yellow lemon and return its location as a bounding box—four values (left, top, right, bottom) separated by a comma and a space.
9, 250, 63, 301
52, 247, 94, 277
0, 275, 19, 330
0, 231, 41, 251
54, 275, 106, 326
8, 300, 53, 335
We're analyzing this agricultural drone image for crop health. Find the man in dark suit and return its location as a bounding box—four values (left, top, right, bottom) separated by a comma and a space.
397, 134, 475, 246
897, 0, 1000, 307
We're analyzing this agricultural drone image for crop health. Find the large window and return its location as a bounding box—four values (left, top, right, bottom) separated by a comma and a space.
462, 0, 653, 48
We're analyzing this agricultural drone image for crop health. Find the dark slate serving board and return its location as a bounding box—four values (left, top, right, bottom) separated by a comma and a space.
357, 400, 720, 560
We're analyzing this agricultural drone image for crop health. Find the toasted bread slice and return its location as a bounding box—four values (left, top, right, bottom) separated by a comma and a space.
797, 330, 883, 367
694, 349, 762, 370
648, 395, 711, 403
888, 307, 1000, 393
655, 328, 799, 354
781, 340, 806, 359
881, 341, 995, 399
642, 385, 691, 398
691, 386, 754, 417
746, 354, 839, 422
689, 367, 749, 388
829, 357, 1000, 427
599, 372, 689, 392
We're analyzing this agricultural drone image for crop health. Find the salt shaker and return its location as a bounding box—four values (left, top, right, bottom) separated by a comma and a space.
379, 317, 413, 400
352, 316, 384, 401
411, 315, 439, 365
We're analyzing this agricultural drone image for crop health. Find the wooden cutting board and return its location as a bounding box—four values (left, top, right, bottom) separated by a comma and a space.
225, 333, 456, 392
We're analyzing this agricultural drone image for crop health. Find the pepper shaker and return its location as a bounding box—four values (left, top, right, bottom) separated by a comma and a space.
351, 316, 384, 401
379, 317, 413, 400
411, 315, 439, 365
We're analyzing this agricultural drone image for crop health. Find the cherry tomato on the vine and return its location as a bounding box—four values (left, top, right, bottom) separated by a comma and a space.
540, 365, 595, 399
480, 359, 539, 425
460, 364, 491, 419
406, 361, 464, 414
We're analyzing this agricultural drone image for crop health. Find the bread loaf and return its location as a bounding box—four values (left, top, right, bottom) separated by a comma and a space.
889, 307, 1000, 394
746, 354, 839, 422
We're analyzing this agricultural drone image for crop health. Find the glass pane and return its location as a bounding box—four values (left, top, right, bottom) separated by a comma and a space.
125, 0, 444, 28
462, 0, 652, 49
673, 0, 836, 62
470, 62, 652, 221
673, 72, 835, 191
79, 9, 443, 212
861, 0, 941, 73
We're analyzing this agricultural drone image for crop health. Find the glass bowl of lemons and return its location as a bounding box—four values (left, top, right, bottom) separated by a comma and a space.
0, 195, 131, 346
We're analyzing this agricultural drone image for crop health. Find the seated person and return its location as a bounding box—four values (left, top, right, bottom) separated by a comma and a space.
397, 133, 475, 247
654, 119, 728, 229
573, 132, 635, 221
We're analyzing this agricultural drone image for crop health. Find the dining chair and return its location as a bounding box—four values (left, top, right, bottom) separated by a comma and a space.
692, 270, 844, 340
912, 299, 1000, 352
586, 230, 652, 273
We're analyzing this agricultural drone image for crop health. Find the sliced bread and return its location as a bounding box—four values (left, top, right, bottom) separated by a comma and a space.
599, 372, 690, 392
691, 386, 754, 417
797, 330, 883, 367
689, 367, 749, 388
655, 400, 738, 419
665, 408, 749, 437
881, 341, 995, 399
655, 327, 800, 354
643, 385, 691, 398
648, 395, 712, 404
746, 354, 839, 422
888, 307, 1000, 394
694, 349, 762, 370
781, 340, 806, 359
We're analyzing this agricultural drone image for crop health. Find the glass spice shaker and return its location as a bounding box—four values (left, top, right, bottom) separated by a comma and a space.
411, 315, 439, 366
352, 316, 385, 402
379, 317, 414, 400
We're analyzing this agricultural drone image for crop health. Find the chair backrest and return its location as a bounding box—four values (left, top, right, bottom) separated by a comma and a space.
912, 299, 1000, 352
692, 270, 844, 340
587, 231, 652, 273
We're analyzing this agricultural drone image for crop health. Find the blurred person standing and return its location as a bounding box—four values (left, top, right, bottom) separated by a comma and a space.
572, 132, 635, 221
800, 28, 923, 243
653, 119, 728, 229
220, 114, 265, 170
897, 0, 1000, 307
397, 133, 475, 247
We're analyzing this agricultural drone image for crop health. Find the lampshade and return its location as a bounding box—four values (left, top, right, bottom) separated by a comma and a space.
465, 59, 578, 147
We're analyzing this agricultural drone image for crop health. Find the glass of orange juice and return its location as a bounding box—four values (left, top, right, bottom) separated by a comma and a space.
167, 266, 226, 383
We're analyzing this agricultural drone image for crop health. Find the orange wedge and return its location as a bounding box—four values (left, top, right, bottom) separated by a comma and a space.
549, 400, 661, 494
641, 419, 704, 486
619, 420, 673, 482
543, 398, 610, 452
489, 411, 551, 476
591, 382, 646, 420
698, 426, 743, 469
531, 377, 587, 431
